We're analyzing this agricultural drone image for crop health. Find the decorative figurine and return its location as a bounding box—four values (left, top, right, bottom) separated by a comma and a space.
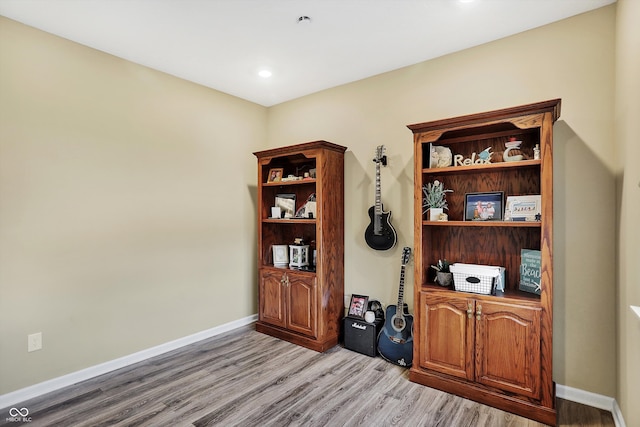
430, 145, 453, 168
503, 137, 524, 162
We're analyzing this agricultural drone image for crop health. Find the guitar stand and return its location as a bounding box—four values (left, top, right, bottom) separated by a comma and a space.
373, 155, 387, 166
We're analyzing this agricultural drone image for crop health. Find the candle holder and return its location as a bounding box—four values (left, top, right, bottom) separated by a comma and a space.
289, 244, 310, 269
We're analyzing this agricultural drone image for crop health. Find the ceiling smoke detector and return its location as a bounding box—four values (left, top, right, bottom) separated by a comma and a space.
297, 16, 311, 24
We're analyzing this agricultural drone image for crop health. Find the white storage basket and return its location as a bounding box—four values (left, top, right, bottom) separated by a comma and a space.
450, 263, 501, 295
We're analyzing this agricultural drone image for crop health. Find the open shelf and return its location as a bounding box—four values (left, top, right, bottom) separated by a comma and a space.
263, 218, 316, 224
422, 159, 541, 175
263, 179, 317, 187
422, 220, 540, 227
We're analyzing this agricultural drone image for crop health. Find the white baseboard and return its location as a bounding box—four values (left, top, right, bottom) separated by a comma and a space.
611, 400, 626, 427
1, 326, 627, 427
0, 314, 258, 410
557, 384, 625, 427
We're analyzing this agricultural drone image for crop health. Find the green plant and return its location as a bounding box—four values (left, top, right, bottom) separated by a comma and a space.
422, 180, 453, 213
430, 259, 450, 273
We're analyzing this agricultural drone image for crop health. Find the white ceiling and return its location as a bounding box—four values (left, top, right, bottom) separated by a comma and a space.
0, 0, 615, 107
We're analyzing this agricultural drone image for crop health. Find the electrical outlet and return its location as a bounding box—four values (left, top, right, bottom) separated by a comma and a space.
28, 332, 42, 352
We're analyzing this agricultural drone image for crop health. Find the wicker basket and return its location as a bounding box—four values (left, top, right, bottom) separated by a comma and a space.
450, 264, 499, 295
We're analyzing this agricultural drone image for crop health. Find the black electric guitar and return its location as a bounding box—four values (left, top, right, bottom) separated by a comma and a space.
378, 247, 413, 367
364, 145, 397, 251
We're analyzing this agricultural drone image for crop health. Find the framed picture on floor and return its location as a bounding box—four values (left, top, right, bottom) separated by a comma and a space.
347, 294, 369, 319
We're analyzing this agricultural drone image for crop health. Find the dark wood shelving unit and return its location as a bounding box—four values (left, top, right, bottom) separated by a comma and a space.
409, 99, 561, 426
253, 141, 346, 352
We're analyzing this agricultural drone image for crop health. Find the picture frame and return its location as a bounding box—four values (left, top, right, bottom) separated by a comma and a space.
504, 195, 542, 221
267, 168, 283, 183
295, 193, 317, 218
347, 294, 369, 319
464, 191, 504, 221
275, 193, 296, 218
272, 244, 289, 267
428, 143, 454, 168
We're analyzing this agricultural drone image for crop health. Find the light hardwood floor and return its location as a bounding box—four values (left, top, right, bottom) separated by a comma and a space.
1, 325, 615, 426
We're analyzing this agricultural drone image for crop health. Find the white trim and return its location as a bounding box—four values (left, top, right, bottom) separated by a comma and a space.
1, 328, 628, 427
0, 315, 257, 409
557, 384, 614, 411
631, 305, 640, 320
557, 384, 625, 427
612, 399, 626, 427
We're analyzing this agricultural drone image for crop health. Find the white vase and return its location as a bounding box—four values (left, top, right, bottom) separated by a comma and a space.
429, 208, 444, 221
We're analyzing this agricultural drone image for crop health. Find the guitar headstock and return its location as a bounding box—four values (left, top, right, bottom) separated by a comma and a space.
401, 247, 412, 266
373, 145, 387, 166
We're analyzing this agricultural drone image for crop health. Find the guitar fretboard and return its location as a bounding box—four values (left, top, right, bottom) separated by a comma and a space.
396, 247, 411, 319
374, 159, 382, 233
396, 264, 406, 319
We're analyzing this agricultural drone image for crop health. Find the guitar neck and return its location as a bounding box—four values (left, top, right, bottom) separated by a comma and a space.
374, 160, 382, 232
397, 264, 406, 310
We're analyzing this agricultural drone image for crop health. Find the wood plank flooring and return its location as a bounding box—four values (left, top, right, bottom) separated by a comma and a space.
1, 325, 615, 426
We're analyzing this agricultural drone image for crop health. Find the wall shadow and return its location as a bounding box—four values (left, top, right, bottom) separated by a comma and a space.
552, 120, 617, 394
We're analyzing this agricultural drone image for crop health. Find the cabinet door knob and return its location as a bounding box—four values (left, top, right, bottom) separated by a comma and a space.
281, 273, 289, 287
476, 304, 482, 321
467, 302, 473, 319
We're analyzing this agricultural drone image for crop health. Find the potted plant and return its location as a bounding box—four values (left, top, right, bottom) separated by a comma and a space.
422, 180, 453, 221
431, 259, 453, 287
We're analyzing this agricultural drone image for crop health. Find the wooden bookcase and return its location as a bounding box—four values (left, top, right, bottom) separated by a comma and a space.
253, 141, 346, 352
408, 100, 561, 426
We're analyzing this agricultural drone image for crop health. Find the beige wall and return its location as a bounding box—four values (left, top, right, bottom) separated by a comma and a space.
0, 4, 625, 413
615, 1, 640, 426
0, 17, 266, 393
268, 6, 617, 398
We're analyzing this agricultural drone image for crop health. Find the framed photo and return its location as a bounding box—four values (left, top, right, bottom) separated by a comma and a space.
275, 193, 296, 218
347, 294, 369, 319
504, 195, 542, 221
464, 191, 504, 221
267, 168, 283, 183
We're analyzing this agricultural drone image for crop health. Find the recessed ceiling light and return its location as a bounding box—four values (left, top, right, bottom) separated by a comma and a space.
258, 69, 272, 78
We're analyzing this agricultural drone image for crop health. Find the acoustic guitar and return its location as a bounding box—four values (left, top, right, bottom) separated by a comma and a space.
364, 145, 397, 251
378, 247, 413, 367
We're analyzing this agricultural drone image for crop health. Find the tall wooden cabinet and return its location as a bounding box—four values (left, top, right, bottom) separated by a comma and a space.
408, 100, 560, 425
253, 141, 346, 352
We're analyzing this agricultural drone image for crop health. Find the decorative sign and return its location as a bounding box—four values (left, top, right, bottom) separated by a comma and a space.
504, 195, 541, 221
453, 147, 493, 166
275, 193, 296, 218
519, 249, 542, 295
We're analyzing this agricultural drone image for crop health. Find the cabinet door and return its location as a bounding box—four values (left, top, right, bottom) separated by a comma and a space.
286, 271, 317, 337
475, 301, 541, 399
259, 269, 286, 328
419, 292, 474, 380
